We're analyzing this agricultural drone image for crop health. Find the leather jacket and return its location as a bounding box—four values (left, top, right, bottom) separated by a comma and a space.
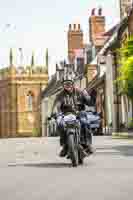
52, 87, 91, 113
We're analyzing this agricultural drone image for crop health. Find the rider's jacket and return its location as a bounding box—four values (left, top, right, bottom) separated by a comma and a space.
52, 87, 91, 113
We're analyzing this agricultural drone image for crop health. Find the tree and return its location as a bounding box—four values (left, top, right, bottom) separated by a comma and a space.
117, 36, 133, 98
117, 36, 133, 119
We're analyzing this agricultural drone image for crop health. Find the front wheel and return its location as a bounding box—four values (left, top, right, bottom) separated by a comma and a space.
67, 134, 79, 167
78, 151, 84, 165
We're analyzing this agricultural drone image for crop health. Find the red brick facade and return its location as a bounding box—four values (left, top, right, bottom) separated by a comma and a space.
68, 24, 84, 63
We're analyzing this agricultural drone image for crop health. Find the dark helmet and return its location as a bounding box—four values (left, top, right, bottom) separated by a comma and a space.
63, 79, 74, 86
62, 69, 74, 85
62, 74, 74, 92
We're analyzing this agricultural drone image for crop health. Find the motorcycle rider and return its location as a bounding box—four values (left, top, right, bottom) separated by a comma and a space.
51, 78, 94, 157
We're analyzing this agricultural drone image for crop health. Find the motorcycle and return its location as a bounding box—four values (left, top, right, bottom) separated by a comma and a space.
60, 113, 85, 167
49, 111, 86, 167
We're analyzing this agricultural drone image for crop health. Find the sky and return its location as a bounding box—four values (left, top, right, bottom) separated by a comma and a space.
0, 0, 120, 75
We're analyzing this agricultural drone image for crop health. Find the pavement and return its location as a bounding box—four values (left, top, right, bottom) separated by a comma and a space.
0, 136, 133, 200
112, 131, 133, 139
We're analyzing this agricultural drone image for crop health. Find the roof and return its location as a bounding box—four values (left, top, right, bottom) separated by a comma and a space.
89, 17, 128, 66
41, 74, 57, 98
87, 74, 105, 91
88, 23, 121, 66
86, 16, 129, 91
102, 23, 119, 37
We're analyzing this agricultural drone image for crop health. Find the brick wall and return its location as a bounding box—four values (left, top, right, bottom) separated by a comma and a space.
68, 24, 84, 63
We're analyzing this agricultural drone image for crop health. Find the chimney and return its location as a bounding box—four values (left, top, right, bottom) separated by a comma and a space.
89, 7, 105, 47
69, 24, 72, 30
91, 8, 96, 16
73, 24, 76, 30
98, 7, 102, 16
68, 23, 83, 64
78, 24, 80, 30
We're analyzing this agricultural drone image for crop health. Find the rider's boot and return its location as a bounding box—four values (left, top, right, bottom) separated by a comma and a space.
79, 144, 89, 158
85, 144, 94, 154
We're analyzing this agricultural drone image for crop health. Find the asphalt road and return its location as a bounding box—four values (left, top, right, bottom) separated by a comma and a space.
0, 136, 133, 200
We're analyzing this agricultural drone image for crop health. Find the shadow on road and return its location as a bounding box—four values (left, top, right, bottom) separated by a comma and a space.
8, 161, 91, 168
22, 162, 71, 168
96, 145, 133, 157
114, 145, 133, 157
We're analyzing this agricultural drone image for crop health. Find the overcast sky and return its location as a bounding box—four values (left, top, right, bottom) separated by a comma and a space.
0, 0, 120, 75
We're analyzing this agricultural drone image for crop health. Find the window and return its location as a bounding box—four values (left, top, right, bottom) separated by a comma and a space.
27, 91, 34, 111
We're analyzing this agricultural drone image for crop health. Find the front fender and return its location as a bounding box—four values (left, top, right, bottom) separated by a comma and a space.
66, 128, 75, 135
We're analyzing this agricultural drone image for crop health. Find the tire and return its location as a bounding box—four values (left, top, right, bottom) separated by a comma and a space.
78, 151, 84, 165
86, 127, 92, 145
68, 134, 79, 167
89, 131, 93, 144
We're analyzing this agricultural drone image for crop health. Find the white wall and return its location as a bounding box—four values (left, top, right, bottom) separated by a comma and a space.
105, 53, 115, 128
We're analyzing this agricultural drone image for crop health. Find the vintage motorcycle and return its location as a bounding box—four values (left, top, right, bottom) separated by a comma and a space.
49, 104, 94, 167
58, 113, 85, 167
48, 109, 87, 167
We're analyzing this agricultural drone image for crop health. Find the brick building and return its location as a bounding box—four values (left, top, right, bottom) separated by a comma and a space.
68, 23, 84, 63
0, 49, 48, 137
89, 8, 106, 52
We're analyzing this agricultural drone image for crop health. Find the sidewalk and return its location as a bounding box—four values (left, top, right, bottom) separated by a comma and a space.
112, 132, 133, 139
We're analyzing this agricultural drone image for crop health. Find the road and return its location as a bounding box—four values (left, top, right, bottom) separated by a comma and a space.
0, 136, 133, 200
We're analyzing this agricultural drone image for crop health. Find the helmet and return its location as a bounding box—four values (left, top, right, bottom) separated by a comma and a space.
63, 79, 74, 86
62, 72, 74, 90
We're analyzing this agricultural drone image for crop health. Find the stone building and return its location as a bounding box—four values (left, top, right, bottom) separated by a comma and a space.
0, 49, 48, 137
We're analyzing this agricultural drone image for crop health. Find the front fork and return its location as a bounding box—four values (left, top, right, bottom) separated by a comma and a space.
80, 125, 92, 146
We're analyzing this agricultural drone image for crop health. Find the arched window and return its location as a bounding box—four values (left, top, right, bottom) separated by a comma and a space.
27, 91, 34, 111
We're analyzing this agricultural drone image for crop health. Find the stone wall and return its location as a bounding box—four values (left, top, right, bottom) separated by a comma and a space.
0, 66, 48, 137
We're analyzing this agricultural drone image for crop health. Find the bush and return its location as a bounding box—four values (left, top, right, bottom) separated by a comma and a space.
128, 118, 133, 129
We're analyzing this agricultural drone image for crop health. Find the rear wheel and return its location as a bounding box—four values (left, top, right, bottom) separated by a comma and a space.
68, 134, 79, 167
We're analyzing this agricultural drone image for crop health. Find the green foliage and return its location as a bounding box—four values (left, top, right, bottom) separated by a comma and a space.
128, 118, 133, 129
32, 127, 41, 137
116, 36, 133, 99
